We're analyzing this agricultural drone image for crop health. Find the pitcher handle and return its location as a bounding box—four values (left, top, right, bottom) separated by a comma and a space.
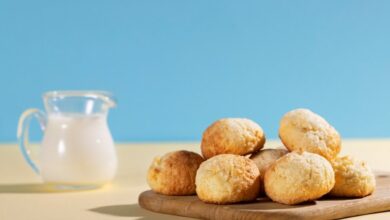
17, 109, 47, 174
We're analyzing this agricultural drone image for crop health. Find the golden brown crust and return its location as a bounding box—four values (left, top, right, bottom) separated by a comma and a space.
250, 148, 289, 194
147, 150, 204, 195
329, 156, 376, 197
279, 109, 341, 160
195, 154, 260, 204
201, 118, 266, 159
264, 151, 335, 205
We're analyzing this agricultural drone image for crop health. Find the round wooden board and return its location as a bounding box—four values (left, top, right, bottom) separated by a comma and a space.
139, 172, 390, 220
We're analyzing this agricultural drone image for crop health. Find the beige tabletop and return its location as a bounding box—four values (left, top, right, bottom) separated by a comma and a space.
0, 140, 389, 220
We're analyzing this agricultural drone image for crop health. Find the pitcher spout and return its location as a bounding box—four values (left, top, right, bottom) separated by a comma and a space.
98, 92, 117, 109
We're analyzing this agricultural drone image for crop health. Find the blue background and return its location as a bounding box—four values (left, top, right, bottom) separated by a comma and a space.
1, 0, 390, 142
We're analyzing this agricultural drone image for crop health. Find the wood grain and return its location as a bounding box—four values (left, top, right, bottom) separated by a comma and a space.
139, 172, 390, 220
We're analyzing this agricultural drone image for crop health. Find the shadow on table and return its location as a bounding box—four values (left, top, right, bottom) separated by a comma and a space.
90, 203, 191, 220
0, 183, 99, 193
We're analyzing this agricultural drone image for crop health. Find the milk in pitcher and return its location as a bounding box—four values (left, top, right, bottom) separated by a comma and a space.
40, 113, 117, 185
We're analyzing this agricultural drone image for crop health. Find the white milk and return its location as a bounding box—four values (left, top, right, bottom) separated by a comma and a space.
40, 114, 117, 185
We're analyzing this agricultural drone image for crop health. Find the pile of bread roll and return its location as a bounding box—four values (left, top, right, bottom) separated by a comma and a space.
147, 108, 376, 205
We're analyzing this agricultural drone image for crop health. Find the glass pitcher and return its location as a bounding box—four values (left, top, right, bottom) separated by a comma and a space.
17, 91, 118, 188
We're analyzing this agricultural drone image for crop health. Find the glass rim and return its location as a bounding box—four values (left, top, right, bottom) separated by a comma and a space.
44, 90, 112, 98
43, 90, 116, 107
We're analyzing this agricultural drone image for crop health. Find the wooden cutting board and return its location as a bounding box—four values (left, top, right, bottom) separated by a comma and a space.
139, 172, 390, 219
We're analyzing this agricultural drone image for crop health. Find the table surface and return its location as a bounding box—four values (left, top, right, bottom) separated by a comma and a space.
0, 140, 389, 220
